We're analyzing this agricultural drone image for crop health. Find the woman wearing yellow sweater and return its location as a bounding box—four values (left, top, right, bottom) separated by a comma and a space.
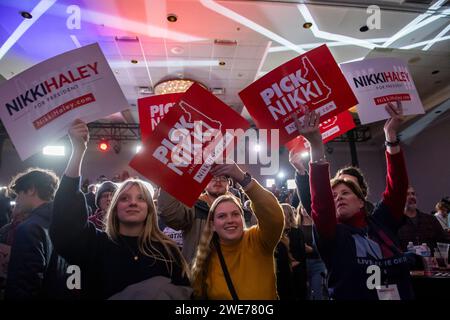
191, 162, 285, 299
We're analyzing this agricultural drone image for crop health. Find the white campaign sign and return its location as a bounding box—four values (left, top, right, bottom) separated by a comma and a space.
340, 58, 424, 124
0, 43, 128, 160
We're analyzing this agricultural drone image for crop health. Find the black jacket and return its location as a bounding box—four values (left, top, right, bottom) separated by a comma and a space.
5, 202, 74, 299
50, 176, 190, 299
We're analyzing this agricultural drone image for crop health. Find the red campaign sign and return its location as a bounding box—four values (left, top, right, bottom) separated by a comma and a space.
239, 45, 358, 145
138, 93, 183, 142
130, 83, 250, 207
285, 110, 356, 153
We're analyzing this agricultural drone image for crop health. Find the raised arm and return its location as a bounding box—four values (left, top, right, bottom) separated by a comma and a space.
50, 120, 98, 265
158, 190, 195, 231
381, 101, 408, 223
289, 150, 312, 215
210, 163, 284, 253
292, 111, 337, 239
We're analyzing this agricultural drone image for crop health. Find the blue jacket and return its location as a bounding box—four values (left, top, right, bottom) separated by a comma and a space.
5, 202, 75, 299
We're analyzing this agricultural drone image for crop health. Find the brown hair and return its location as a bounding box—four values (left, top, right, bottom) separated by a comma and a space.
330, 178, 365, 202
8, 168, 59, 201
335, 166, 368, 198
436, 198, 450, 212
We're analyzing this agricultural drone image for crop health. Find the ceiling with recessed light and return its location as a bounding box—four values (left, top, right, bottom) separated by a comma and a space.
0, 0, 449, 133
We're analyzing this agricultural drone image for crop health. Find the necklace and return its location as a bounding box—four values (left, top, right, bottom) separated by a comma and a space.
120, 236, 140, 261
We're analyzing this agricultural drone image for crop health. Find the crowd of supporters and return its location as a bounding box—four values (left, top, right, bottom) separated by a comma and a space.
0, 102, 449, 300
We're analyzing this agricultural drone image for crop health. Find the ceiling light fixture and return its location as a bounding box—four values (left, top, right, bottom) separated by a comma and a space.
138, 86, 154, 95
20, 11, 33, 19
167, 14, 178, 22
115, 35, 139, 42
214, 39, 238, 46
211, 88, 225, 95
154, 79, 204, 95
359, 25, 369, 32
170, 46, 184, 54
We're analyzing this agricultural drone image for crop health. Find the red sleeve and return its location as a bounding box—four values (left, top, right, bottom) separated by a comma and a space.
310, 162, 337, 239
382, 150, 409, 223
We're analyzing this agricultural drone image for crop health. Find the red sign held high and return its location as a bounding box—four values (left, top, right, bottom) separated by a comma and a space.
130, 83, 250, 207
239, 45, 358, 145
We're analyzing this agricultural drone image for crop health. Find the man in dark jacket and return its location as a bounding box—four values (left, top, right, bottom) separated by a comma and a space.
398, 186, 450, 251
5, 168, 74, 299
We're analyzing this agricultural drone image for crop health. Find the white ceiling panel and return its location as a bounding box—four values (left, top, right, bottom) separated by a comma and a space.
0, 0, 448, 132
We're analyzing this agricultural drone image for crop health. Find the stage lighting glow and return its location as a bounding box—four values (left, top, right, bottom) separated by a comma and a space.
98, 140, 110, 152
42, 145, 65, 156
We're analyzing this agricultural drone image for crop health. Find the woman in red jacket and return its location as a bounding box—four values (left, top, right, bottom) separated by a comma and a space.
293, 101, 414, 300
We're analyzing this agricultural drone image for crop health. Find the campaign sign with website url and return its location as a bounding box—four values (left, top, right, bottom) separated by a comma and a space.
0, 43, 128, 160
285, 110, 356, 153
340, 58, 424, 124
138, 93, 183, 142
129, 83, 250, 207
239, 44, 358, 145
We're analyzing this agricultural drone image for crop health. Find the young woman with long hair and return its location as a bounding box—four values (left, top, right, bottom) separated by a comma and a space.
191, 163, 284, 299
50, 120, 191, 299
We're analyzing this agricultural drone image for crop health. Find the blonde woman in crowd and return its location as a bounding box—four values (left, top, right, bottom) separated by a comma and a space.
191, 162, 284, 299
50, 120, 191, 299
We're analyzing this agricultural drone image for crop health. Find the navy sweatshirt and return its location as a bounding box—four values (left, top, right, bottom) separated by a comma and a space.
310, 151, 414, 300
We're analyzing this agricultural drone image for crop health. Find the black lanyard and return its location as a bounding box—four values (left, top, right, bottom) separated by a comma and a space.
213, 236, 239, 300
